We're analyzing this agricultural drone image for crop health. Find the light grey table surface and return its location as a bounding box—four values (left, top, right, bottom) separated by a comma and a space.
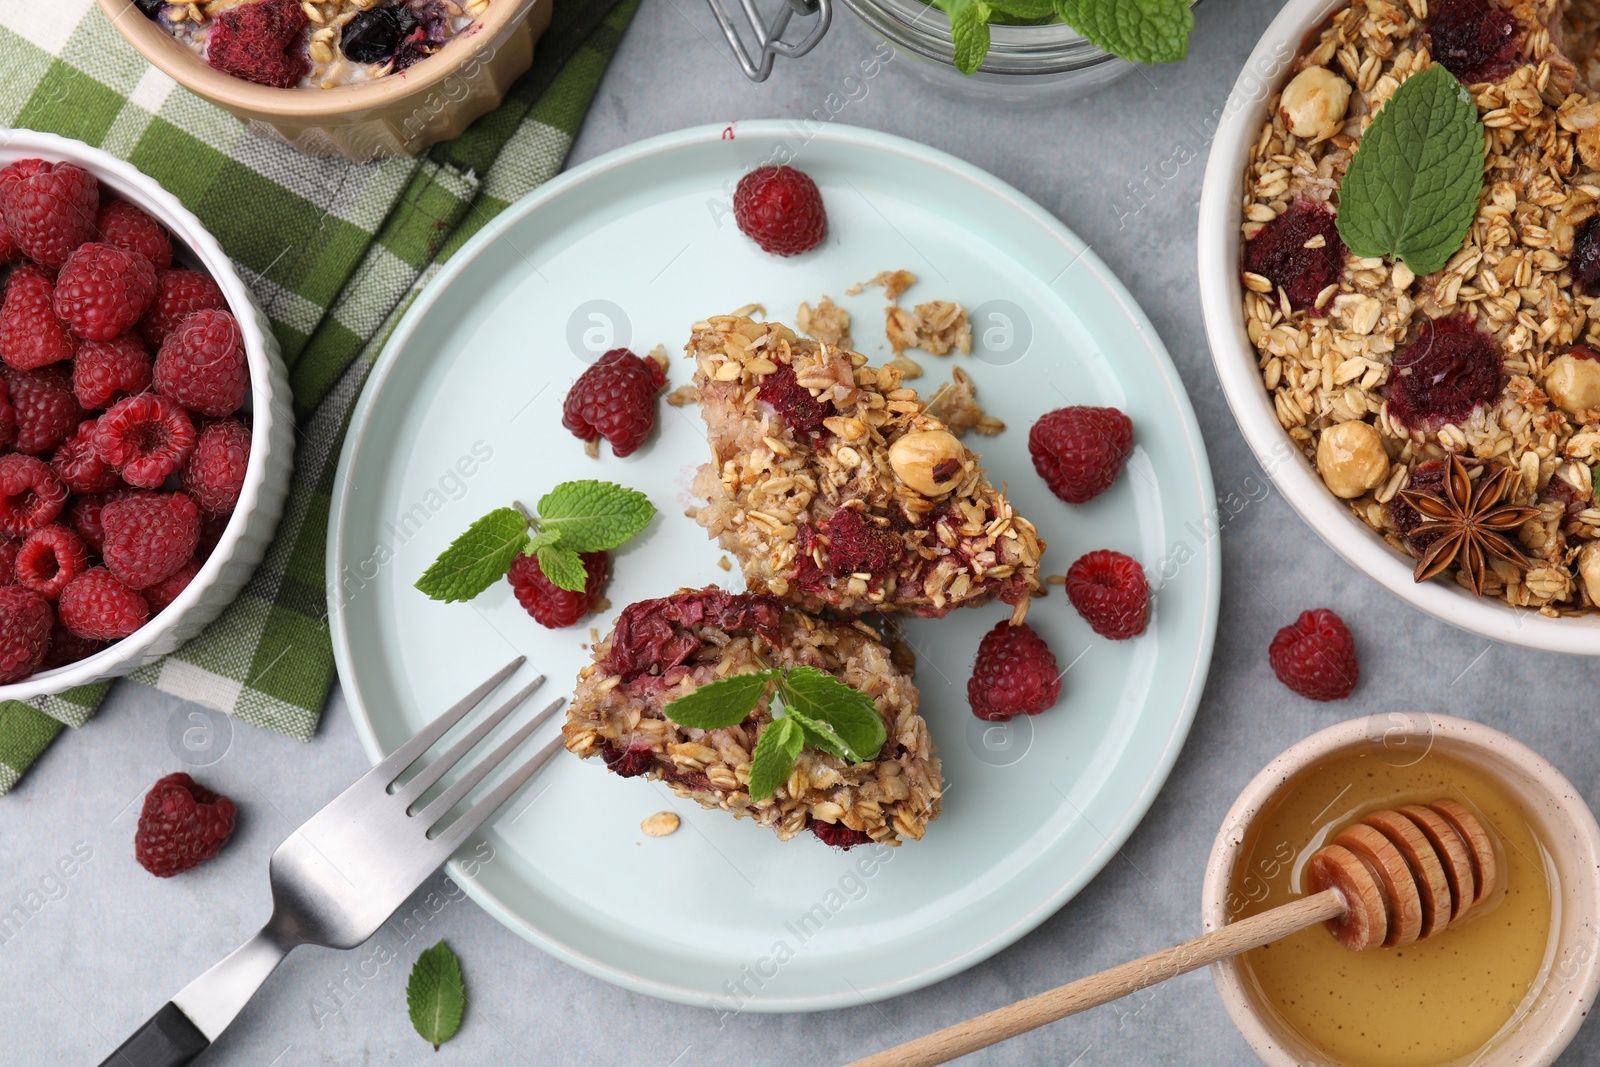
6, 1, 1600, 1064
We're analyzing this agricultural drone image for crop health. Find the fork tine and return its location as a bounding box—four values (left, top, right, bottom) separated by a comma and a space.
416, 697, 565, 828
433, 734, 566, 855
369, 657, 523, 785
394, 676, 545, 809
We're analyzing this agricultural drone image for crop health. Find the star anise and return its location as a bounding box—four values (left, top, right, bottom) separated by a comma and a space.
1396, 453, 1539, 596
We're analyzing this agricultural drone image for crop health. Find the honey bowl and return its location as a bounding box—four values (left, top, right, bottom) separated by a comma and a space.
1201, 714, 1600, 1067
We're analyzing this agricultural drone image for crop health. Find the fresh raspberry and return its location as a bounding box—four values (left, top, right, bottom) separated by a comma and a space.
0, 264, 75, 371
134, 772, 236, 877
1065, 550, 1150, 640
0, 160, 98, 269
733, 166, 827, 256
756, 362, 831, 436
94, 393, 196, 488
52, 243, 157, 342
139, 270, 227, 350
825, 506, 903, 577
1385, 313, 1501, 430
95, 199, 173, 271
1029, 406, 1134, 505
143, 556, 200, 615
153, 309, 248, 418
0, 377, 15, 452
205, 0, 311, 88
42, 620, 106, 670
560, 348, 664, 457
507, 549, 608, 628
60, 566, 148, 640
0, 584, 51, 683
0, 454, 66, 536
0, 212, 18, 264
196, 511, 230, 559
101, 491, 200, 590
1241, 198, 1346, 314
51, 419, 124, 494
181, 418, 250, 514
14, 524, 87, 601
966, 620, 1062, 721
0, 539, 17, 584
1426, 0, 1520, 85
73, 334, 152, 410
809, 820, 873, 849
1269, 608, 1360, 701
70, 491, 135, 554
9, 366, 82, 455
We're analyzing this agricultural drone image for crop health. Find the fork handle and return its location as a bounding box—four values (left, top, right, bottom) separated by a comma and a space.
98, 1002, 208, 1067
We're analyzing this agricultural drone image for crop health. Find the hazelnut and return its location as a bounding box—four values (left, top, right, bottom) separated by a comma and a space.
889, 430, 966, 496
1279, 67, 1352, 142
1316, 420, 1389, 499
1545, 351, 1600, 414
1580, 543, 1600, 605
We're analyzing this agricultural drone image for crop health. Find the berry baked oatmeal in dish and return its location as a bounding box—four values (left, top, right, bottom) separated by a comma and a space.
562, 587, 941, 847
138, 0, 488, 90
1242, 0, 1600, 614
689, 315, 1044, 620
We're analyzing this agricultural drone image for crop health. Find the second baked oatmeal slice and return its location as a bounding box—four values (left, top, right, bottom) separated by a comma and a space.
689, 314, 1043, 619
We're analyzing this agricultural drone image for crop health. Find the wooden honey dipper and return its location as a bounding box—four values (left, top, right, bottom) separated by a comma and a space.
847, 799, 1501, 1067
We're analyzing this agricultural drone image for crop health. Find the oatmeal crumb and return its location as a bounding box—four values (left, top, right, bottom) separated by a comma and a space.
583, 437, 600, 459
848, 269, 917, 302
925, 366, 1000, 437
888, 355, 924, 379
887, 300, 972, 356
718, 555, 732, 571
666, 384, 701, 407
796, 295, 852, 348
1045, 574, 1066, 585
641, 811, 681, 837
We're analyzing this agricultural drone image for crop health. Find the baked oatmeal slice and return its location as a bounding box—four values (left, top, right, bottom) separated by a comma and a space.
563, 587, 941, 846
688, 315, 1043, 619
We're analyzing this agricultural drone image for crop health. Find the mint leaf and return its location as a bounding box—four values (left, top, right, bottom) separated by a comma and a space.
415, 508, 529, 602
536, 480, 655, 553
406, 941, 465, 1050
1055, 0, 1193, 65
523, 528, 561, 556
748, 715, 803, 801
664, 670, 776, 730
1335, 64, 1484, 277
985, 0, 1054, 19
942, 0, 992, 75
778, 666, 886, 763
535, 543, 588, 593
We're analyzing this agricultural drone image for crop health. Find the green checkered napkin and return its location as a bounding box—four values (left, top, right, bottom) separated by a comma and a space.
0, 0, 639, 794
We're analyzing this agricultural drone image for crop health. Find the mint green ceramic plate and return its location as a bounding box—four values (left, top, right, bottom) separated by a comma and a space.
328, 122, 1218, 1010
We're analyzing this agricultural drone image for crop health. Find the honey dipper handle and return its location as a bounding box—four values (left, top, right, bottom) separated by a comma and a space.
845, 889, 1346, 1067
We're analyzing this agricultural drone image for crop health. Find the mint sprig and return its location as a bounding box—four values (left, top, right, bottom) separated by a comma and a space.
406, 941, 466, 1050
1335, 64, 1485, 277
947, 0, 993, 75
414, 480, 655, 600
662, 666, 888, 801
933, 0, 1192, 75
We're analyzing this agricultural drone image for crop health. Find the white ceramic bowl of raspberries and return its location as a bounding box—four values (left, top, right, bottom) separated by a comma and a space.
0, 130, 293, 698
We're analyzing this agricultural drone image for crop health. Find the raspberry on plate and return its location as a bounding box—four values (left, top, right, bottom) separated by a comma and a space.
733, 165, 827, 256
134, 772, 236, 877
94, 392, 196, 488
1065, 549, 1150, 640
205, 0, 311, 88
1269, 608, 1359, 701
74, 334, 152, 410
0, 160, 98, 269
15, 523, 88, 601
1030, 406, 1135, 505
143, 556, 200, 615
101, 491, 200, 590
561, 347, 665, 458
52, 242, 157, 342
154, 308, 247, 418
9, 366, 82, 455
0, 454, 67, 536
139, 269, 227, 349
508, 549, 608, 628
0, 264, 76, 371
95, 199, 173, 272
181, 418, 250, 515
60, 566, 149, 640
52, 418, 125, 494
0, 584, 52, 683
967, 620, 1063, 721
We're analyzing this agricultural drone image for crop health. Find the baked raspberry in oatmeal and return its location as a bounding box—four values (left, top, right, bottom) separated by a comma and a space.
688, 315, 1044, 620
561, 587, 941, 846
1242, 0, 1600, 613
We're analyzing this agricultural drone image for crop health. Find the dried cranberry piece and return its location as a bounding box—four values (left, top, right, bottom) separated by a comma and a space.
1241, 199, 1345, 314
810, 819, 873, 849
1384, 313, 1502, 430
826, 506, 903, 578
1572, 217, 1600, 296
1388, 458, 1449, 550
756, 363, 831, 436
602, 588, 784, 682
1425, 0, 1520, 85
602, 741, 655, 778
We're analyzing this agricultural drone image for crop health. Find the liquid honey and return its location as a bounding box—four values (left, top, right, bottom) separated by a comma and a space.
1227, 748, 1556, 1067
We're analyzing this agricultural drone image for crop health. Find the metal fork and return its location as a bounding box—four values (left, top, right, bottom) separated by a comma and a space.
99, 658, 562, 1067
